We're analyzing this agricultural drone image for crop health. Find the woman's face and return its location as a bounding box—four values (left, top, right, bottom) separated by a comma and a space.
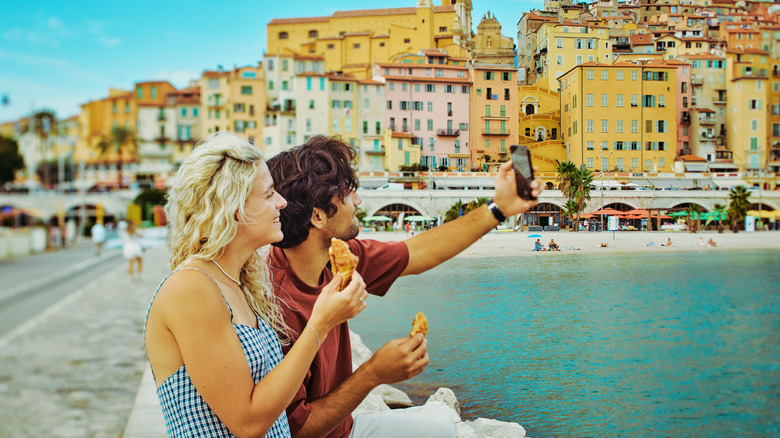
240, 162, 287, 246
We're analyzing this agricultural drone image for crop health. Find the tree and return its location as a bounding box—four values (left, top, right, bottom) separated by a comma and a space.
685, 204, 700, 233
0, 135, 25, 186
555, 160, 578, 199
570, 166, 593, 230
563, 199, 579, 230
443, 197, 489, 223
98, 126, 135, 188
712, 202, 726, 233
727, 186, 751, 232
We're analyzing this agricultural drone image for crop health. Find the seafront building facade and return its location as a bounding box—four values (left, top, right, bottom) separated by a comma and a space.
4, 0, 779, 193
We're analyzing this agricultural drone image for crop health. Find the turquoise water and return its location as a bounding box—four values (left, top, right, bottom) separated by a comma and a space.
350, 249, 780, 437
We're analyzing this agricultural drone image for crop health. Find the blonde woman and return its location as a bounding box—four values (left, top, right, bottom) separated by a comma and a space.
144, 132, 367, 437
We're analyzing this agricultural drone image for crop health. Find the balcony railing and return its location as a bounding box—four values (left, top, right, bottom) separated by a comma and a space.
436, 129, 460, 137
364, 147, 385, 156
699, 117, 715, 125
482, 129, 511, 136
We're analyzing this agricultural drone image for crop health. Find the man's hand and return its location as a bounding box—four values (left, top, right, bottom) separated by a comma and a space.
360, 335, 428, 386
492, 160, 543, 217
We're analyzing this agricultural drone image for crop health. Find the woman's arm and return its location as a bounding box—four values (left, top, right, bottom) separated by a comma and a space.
151, 270, 366, 437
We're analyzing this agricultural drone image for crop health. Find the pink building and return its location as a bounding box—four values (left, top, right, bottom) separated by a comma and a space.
375, 60, 471, 170
667, 59, 693, 156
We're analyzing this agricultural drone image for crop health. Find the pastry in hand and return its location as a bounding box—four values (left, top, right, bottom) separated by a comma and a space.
328, 238, 359, 291
410, 312, 428, 337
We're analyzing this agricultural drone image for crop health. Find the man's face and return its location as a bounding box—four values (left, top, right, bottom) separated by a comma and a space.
325, 190, 362, 241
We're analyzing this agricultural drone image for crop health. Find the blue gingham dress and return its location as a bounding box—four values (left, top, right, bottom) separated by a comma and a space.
146, 268, 291, 437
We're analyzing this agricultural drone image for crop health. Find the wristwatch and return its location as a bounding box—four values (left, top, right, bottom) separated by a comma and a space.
487, 199, 506, 222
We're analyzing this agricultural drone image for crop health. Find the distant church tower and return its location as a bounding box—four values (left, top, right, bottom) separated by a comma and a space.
447, 0, 474, 52
472, 11, 515, 65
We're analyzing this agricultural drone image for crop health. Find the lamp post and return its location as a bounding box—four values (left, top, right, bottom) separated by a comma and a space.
599, 150, 612, 231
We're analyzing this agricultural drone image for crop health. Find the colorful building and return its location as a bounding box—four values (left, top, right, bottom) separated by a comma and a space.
559, 61, 678, 174
469, 63, 517, 171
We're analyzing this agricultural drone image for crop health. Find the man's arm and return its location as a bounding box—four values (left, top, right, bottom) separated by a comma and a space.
293, 336, 428, 438
402, 161, 540, 276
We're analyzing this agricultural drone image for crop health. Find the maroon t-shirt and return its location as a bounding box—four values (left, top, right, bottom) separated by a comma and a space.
267, 239, 409, 438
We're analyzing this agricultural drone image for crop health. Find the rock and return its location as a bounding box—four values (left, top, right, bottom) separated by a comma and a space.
352, 391, 390, 417
349, 331, 372, 370
465, 418, 526, 438
374, 384, 413, 409
428, 387, 460, 415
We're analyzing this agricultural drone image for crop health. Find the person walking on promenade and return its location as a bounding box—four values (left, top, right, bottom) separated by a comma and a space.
90, 221, 106, 255
144, 132, 367, 437
266, 135, 541, 438
123, 220, 144, 279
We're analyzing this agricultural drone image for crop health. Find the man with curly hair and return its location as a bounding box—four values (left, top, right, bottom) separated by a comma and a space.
266, 135, 540, 438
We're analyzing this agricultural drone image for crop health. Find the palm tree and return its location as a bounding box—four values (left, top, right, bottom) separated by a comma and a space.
98, 126, 135, 189
555, 160, 578, 199
685, 204, 700, 233
712, 202, 726, 233
563, 199, 578, 230
727, 186, 751, 233
571, 166, 593, 231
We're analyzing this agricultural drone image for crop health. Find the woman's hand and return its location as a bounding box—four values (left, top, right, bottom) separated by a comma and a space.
308, 271, 367, 334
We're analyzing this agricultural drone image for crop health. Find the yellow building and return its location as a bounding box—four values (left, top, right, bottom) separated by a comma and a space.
517, 85, 567, 177
725, 49, 773, 172
469, 64, 518, 171
76, 88, 137, 168
383, 129, 421, 171
535, 21, 612, 91
200, 64, 265, 144
559, 61, 678, 174
266, 1, 473, 78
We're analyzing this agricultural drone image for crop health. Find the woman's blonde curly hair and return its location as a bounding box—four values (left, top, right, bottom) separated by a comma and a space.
165, 131, 289, 344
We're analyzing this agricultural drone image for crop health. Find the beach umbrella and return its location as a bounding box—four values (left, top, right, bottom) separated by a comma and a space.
363, 215, 392, 222
747, 210, 780, 219
527, 234, 543, 238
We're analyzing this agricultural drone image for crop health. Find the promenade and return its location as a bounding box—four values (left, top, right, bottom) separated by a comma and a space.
0, 243, 170, 437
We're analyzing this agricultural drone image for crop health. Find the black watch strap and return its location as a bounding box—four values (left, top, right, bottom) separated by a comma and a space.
487, 199, 506, 222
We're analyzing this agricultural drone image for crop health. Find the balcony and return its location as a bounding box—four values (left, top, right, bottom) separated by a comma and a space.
482, 129, 511, 136
681, 113, 691, 124
364, 147, 385, 156
699, 116, 715, 125
436, 129, 460, 137
691, 76, 703, 86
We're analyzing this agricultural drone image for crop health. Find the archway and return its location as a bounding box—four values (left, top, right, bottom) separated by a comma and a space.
535, 126, 547, 141
523, 202, 563, 229
371, 203, 423, 229
545, 182, 554, 190
603, 202, 636, 212
525, 104, 535, 115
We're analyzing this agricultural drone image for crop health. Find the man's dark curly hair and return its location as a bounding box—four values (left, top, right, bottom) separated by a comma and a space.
266, 136, 358, 248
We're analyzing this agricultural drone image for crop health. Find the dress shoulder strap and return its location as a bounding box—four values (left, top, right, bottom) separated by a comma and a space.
146, 267, 234, 323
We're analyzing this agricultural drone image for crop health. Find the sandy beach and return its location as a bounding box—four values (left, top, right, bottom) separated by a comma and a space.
359, 228, 780, 256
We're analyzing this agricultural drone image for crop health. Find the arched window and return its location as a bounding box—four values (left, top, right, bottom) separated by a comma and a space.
525, 104, 535, 115
308, 30, 318, 38
279, 31, 289, 40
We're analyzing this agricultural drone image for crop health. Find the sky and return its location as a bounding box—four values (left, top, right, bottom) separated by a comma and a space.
0, 0, 543, 123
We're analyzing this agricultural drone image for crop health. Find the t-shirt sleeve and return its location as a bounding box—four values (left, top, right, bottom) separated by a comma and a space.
348, 239, 409, 297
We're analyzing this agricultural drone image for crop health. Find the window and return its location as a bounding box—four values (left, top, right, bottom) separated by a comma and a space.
484, 71, 495, 80
462, 85, 469, 93
587, 69, 594, 80
658, 95, 665, 107
439, 26, 447, 32
279, 31, 288, 39
309, 30, 318, 38
750, 137, 759, 150
504, 88, 510, 100
601, 119, 608, 133
659, 157, 665, 168
557, 55, 563, 66
428, 102, 433, 111
151, 86, 157, 99
587, 141, 594, 150
502, 72, 511, 81
427, 119, 433, 130
631, 70, 638, 80
751, 119, 758, 131
587, 94, 594, 107
425, 84, 435, 92
282, 59, 288, 71
643, 95, 656, 107
587, 157, 594, 168
587, 119, 594, 133
445, 84, 454, 93
556, 38, 563, 48
241, 86, 252, 95
602, 157, 609, 170
631, 120, 638, 133
616, 94, 624, 107
136, 87, 143, 99
616, 158, 624, 171
616, 70, 624, 81
750, 99, 760, 110
601, 94, 608, 107
616, 120, 623, 133
601, 70, 608, 80
656, 120, 667, 133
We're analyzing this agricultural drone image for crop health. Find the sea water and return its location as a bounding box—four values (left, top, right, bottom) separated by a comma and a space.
349, 249, 780, 437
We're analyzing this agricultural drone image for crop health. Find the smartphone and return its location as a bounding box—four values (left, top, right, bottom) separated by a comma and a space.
510, 145, 536, 200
